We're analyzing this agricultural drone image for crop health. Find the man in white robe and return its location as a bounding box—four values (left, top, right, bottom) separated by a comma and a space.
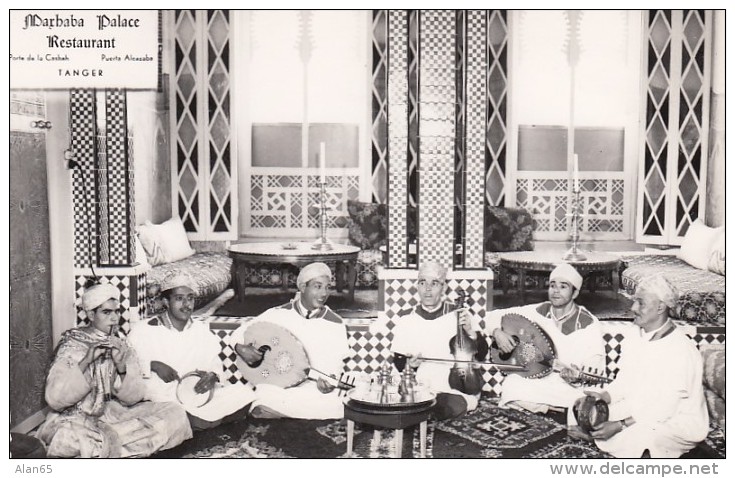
390, 262, 489, 420
233, 262, 350, 419
127, 273, 256, 430
485, 263, 605, 414
576, 275, 709, 458
36, 284, 192, 457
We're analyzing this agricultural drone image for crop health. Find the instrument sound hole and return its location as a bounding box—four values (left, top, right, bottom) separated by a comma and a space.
248, 345, 272, 368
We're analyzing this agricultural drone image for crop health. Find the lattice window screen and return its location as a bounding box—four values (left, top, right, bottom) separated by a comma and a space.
637, 10, 711, 245
169, 10, 237, 240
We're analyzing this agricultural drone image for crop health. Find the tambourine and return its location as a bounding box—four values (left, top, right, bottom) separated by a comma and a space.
176, 371, 215, 409
573, 395, 610, 433
235, 321, 310, 388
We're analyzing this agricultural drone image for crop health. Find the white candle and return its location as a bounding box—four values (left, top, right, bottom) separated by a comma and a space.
319, 142, 326, 183
573, 153, 580, 191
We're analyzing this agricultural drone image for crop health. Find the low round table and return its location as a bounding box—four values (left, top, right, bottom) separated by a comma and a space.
498, 251, 621, 301
228, 242, 361, 302
344, 399, 435, 458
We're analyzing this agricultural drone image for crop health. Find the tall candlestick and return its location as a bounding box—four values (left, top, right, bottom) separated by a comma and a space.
319, 142, 326, 183
573, 153, 580, 191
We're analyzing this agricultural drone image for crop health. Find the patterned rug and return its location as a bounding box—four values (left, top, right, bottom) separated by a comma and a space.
152, 400, 612, 459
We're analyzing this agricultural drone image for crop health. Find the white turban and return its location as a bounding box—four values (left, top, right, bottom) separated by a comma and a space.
418, 262, 448, 282
160, 272, 196, 293
639, 275, 679, 310
550, 263, 583, 290
82, 283, 120, 311
297, 262, 332, 289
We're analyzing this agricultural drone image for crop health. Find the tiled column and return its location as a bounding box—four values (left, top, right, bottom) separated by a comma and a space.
70, 89, 147, 334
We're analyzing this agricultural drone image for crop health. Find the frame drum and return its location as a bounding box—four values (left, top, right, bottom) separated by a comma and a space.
176, 371, 215, 409
573, 395, 610, 433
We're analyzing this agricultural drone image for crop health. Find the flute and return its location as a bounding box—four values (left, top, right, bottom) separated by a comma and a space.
102, 324, 118, 401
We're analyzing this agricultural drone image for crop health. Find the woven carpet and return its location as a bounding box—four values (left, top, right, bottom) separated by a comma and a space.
152, 400, 612, 459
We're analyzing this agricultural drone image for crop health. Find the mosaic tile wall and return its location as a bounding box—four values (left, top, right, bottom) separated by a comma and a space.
200, 317, 725, 397
386, 10, 410, 268
71, 89, 136, 267
379, 10, 510, 268
75, 273, 145, 336
374, 9, 509, 211
418, 10, 456, 267
70, 88, 144, 339
463, 10, 489, 268
70, 89, 98, 268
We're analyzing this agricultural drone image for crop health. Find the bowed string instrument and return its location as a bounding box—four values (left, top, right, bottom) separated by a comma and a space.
447, 290, 486, 395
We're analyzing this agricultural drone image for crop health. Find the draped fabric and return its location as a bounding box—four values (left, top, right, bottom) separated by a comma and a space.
35, 327, 192, 457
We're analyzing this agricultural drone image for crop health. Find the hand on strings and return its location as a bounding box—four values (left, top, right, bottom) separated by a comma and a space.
151, 360, 180, 383
235, 343, 264, 366
560, 363, 582, 384
457, 309, 473, 336
317, 376, 336, 394
194, 371, 219, 394
492, 329, 517, 354
589, 420, 624, 441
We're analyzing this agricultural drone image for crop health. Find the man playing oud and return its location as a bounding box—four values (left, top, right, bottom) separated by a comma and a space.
485, 263, 605, 414
234, 262, 350, 419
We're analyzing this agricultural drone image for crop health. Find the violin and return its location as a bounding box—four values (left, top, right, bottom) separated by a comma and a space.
447, 290, 485, 395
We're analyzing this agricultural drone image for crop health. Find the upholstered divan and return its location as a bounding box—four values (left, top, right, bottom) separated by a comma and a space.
145, 249, 232, 316
620, 219, 725, 325
137, 217, 232, 316
621, 254, 725, 325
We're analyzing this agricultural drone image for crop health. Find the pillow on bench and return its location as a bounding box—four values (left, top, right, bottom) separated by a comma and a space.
347, 200, 388, 250
138, 217, 196, 266
484, 206, 535, 252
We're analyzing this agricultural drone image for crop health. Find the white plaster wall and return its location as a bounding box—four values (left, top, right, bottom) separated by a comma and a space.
706, 11, 725, 228
128, 90, 171, 226
44, 91, 76, 344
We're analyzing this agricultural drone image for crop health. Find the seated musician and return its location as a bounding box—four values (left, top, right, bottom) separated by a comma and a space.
36, 283, 192, 457
572, 275, 708, 458
127, 273, 256, 430
485, 263, 605, 414
390, 261, 489, 420
233, 262, 350, 419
